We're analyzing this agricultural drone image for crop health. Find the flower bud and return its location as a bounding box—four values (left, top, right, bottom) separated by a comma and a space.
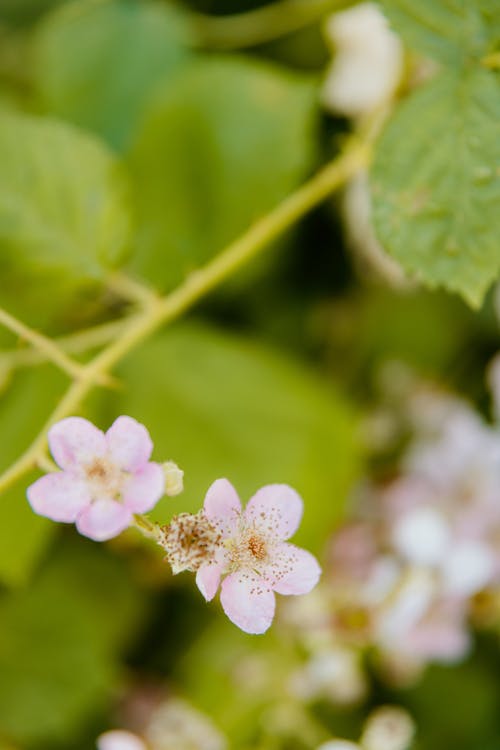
162, 461, 184, 497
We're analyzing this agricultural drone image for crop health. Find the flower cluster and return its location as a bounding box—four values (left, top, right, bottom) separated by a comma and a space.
26, 416, 321, 634
286, 360, 500, 691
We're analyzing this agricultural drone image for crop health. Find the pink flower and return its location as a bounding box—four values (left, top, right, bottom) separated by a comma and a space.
195, 479, 321, 634
97, 731, 147, 750
27, 416, 164, 541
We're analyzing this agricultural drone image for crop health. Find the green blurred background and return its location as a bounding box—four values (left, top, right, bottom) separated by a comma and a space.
0, 1, 500, 748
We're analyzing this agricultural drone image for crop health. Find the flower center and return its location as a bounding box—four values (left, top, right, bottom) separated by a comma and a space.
228, 528, 270, 571
247, 534, 267, 561
84, 457, 124, 500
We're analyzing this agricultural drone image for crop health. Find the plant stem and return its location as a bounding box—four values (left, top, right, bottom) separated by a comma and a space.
0, 307, 119, 388
0, 319, 127, 370
192, 0, 355, 50
0, 139, 369, 496
0, 306, 90, 382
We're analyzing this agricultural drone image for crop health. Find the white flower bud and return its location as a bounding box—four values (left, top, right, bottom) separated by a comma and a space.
162, 461, 184, 496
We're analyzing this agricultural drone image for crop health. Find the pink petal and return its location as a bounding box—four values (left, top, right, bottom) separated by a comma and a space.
265, 543, 321, 595
404, 617, 471, 662
27, 471, 90, 522
244, 484, 303, 541
48, 417, 107, 470
106, 416, 153, 471
203, 478, 242, 537
196, 562, 224, 601
97, 731, 148, 750
75, 499, 132, 541
220, 571, 276, 634
122, 462, 164, 513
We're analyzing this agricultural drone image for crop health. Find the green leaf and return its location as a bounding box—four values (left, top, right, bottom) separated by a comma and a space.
371, 67, 500, 307
127, 57, 318, 291
0, 539, 145, 745
380, 0, 500, 64
0, 107, 131, 289
33, 0, 190, 150
0, 366, 68, 587
105, 324, 361, 552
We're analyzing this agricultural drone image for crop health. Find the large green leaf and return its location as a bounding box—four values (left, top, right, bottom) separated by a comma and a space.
33, 0, 190, 150
380, 0, 500, 64
0, 539, 145, 745
0, 108, 131, 287
105, 324, 361, 552
127, 57, 318, 291
371, 67, 500, 307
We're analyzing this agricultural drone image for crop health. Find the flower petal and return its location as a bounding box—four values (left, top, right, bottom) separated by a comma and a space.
106, 415, 153, 471
75, 499, 132, 541
265, 543, 321, 595
122, 462, 164, 513
196, 562, 224, 601
203, 478, 242, 537
245, 484, 303, 541
220, 571, 276, 634
442, 541, 495, 596
48, 417, 106, 470
97, 731, 148, 750
27, 472, 90, 522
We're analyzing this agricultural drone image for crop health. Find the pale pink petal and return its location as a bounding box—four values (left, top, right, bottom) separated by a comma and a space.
404, 617, 471, 662
106, 416, 153, 471
245, 484, 303, 541
122, 462, 164, 513
48, 417, 107, 470
196, 562, 224, 601
97, 730, 148, 750
75, 499, 132, 541
203, 478, 242, 537
265, 543, 321, 595
27, 472, 90, 522
220, 571, 276, 634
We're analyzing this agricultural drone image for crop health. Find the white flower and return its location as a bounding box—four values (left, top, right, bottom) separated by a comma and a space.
322, 3, 403, 118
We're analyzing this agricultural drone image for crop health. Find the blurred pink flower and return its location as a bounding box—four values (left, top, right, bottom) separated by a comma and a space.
27, 416, 164, 541
97, 730, 147, 750
196, 479, 321, 634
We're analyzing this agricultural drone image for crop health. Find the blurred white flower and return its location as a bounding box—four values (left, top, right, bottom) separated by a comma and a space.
317, 705, 415, 750
291, 645, 367, 705
360, 706, 415, 750
322, 3, 403, 118
97, 731, 147, 750
145, 698, 226, 750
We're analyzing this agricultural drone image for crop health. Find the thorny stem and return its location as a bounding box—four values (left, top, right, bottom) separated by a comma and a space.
0, 139, 370, 497
192, 0, 355, 50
